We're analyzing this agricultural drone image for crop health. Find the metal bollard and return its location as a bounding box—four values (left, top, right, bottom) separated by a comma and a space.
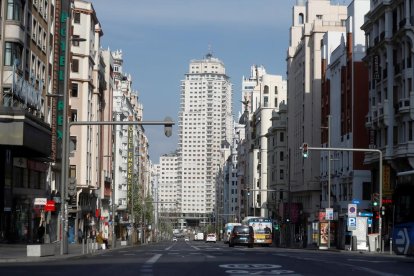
390, 238, 393, 255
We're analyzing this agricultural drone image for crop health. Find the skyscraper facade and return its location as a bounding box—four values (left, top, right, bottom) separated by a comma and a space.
177, 53, 233, 228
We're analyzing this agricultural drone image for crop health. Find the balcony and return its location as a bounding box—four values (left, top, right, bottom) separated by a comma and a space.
410, 92, 414, 120
365, 114, 372, 128
398, 98, 410, 113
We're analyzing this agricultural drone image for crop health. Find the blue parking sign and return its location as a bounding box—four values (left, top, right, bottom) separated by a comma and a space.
347, 217, 357, 231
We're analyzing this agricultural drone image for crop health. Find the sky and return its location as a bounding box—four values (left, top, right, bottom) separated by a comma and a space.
92, 0, 352, 163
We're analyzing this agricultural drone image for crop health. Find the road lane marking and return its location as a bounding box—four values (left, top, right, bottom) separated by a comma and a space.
146, 253, 162, 264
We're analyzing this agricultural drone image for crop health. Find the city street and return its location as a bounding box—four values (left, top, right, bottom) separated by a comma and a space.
0, 240, 412, 276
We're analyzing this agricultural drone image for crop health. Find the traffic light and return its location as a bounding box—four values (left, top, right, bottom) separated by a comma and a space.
380, 206, 385, 216
247, 187, 250, 196
372, 193, 379, 207
302, 143, 309, 158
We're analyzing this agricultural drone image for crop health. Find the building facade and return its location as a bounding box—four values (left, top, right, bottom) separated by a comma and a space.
177, 52, 233, 228
0, 0, 55, 243
320, 0, 371, 248
286, 0, 348, 245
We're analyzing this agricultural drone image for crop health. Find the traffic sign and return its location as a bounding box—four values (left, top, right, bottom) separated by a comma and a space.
325, 208, 334, 220
348, 204, 357, 218
395, 228, 410, 255
347, 217, 356, 231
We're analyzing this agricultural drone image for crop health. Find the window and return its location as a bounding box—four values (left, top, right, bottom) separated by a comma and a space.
264, 96, 269, 107
264, 85, 269, 94
72, 35, 80, 46
7, 0, 22, 21
280, 169, 284, 180
70, 136, 77, 151
71, 83, 78, 97
274, 86, 278, 94
362, 182, 371, 200
316, 15, 323, 20
280, 151, 284, 161
69, 165, 76, 178
70, 109, 77, 121
4, 42, 22, 66
280, 132, 284, 142
72, 59, 79, 72
74, 12, 81, 24
274, 98, 278, 108
299, 13, 304, 24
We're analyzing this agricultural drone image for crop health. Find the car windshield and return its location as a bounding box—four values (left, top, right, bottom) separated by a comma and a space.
233, 227, 250, 234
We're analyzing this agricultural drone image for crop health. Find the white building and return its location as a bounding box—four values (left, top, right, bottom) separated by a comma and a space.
177, 52, 233, 227
240, 65, 287, 218
286, 0, 348, 240
158, 153, 180, 222
70, 0, 103, 235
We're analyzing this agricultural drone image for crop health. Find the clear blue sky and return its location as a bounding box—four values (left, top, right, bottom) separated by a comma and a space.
92, 0, 351, 163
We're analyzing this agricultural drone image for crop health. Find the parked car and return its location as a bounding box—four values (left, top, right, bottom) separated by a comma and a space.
172, 237, 177, 242
184, 237, 190, 241
229, 225, 254, 248
205, 233, 217, 243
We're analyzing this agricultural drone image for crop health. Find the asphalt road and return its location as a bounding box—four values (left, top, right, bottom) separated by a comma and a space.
0, 239, 413, 276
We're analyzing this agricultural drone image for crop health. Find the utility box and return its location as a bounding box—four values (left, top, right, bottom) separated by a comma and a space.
368, 233, 380, 252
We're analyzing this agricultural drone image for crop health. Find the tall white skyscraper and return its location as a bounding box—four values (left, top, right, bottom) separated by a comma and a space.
177, 52, 233, 228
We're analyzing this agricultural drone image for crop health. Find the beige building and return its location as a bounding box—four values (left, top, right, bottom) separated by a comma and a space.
69, 0, 104, 235
286, 0, 347, 241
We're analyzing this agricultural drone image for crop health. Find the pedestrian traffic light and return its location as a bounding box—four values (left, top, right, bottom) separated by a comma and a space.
302, 143, 309, 158
380, 206, 385, 216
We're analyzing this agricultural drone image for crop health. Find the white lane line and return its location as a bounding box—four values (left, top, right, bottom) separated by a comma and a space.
191, 245, 200, 250
146, 253, 162, 264
165, 244, 174, 251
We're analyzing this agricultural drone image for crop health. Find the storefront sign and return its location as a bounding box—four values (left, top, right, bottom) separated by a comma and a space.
34, 198, 47, 205
44, 200, 56, 212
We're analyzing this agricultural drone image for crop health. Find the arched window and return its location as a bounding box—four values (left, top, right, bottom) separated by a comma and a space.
275, 86, 278, 94
264, 85, 269, 94
299, 13, 304, 24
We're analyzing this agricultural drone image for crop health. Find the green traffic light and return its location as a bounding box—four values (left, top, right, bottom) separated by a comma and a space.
373, 201, 378, 206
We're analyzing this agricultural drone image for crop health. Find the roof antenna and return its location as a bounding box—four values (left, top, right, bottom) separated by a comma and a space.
206, 44, 213, 59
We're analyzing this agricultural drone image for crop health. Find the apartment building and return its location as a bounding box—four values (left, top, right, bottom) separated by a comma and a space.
0, 0, 55, 243
266, 103, 288, 221
177, 52, 233, 227
362, 0, 414, 242
286, 0, 348, 243
320, 0, 371, 248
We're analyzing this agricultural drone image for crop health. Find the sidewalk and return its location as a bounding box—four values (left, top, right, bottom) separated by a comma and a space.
0, 242, 132, 263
